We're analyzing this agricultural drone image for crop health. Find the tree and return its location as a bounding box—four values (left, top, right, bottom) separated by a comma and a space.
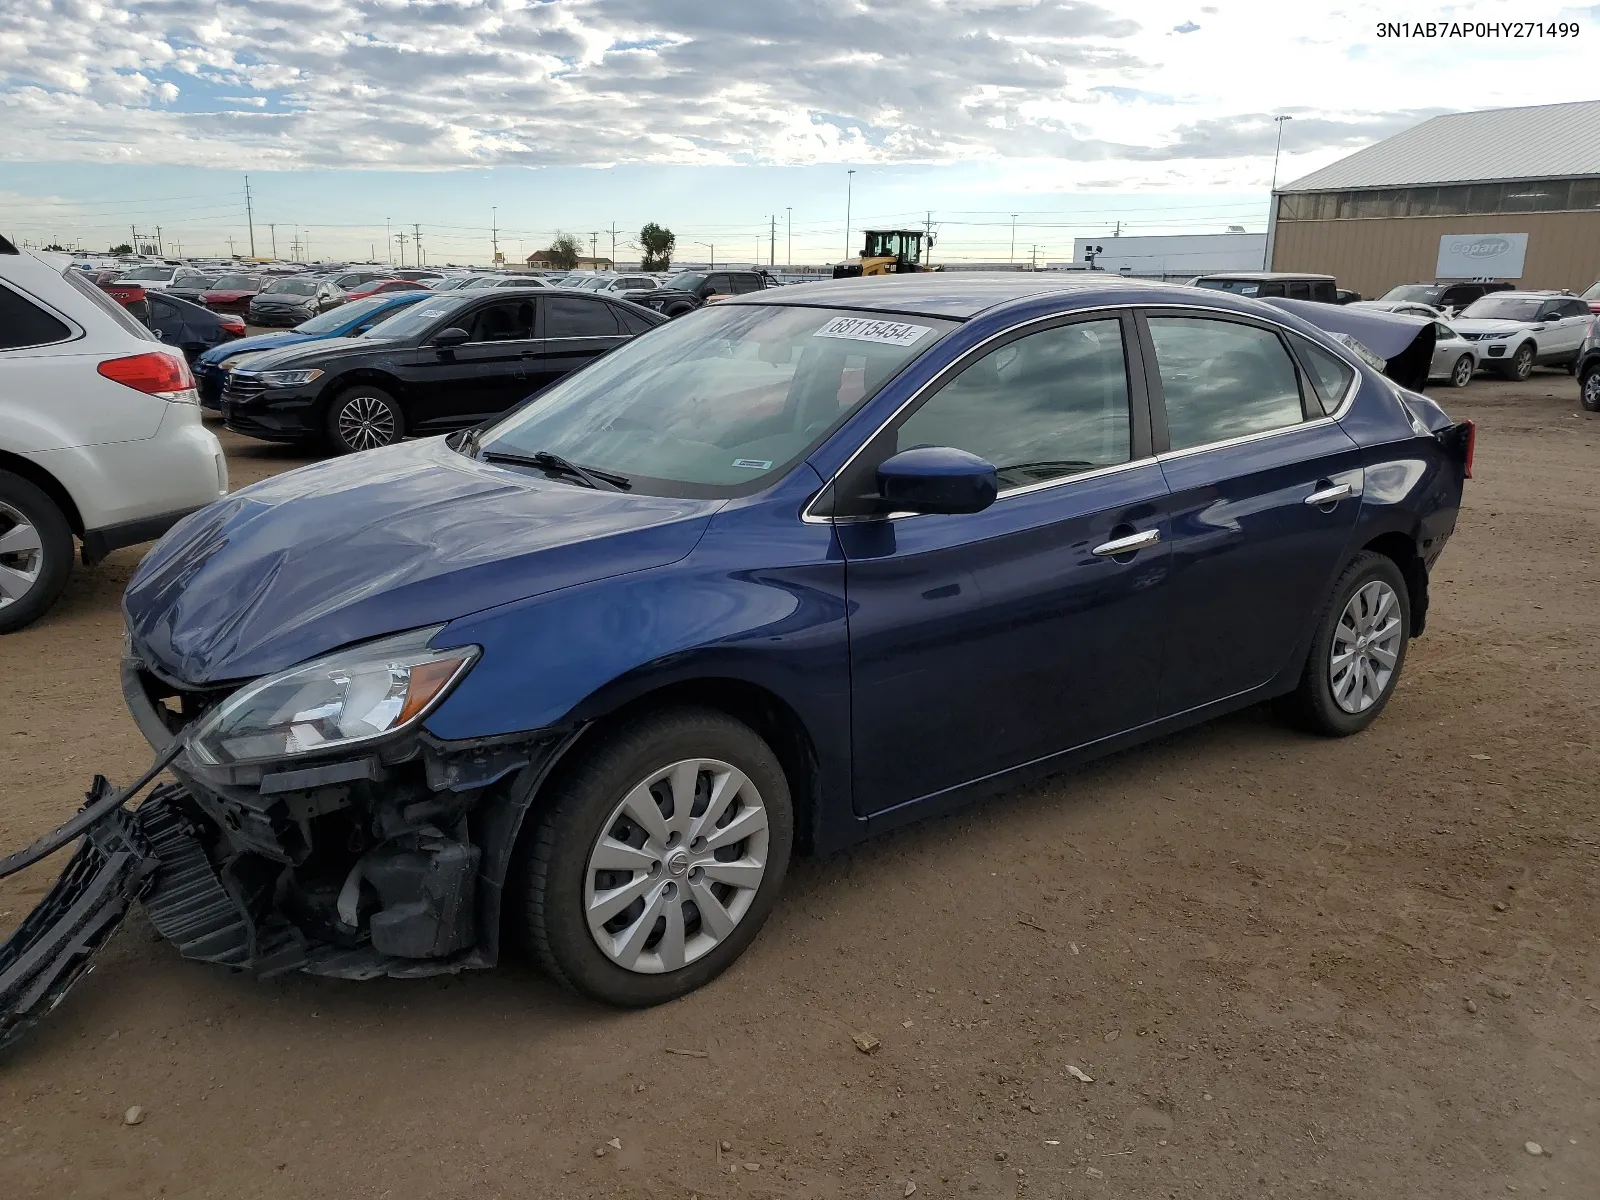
42, 243, 69, 252
639, 222, 675, 271
548, 231, 582, 269
110, 243, 132, 255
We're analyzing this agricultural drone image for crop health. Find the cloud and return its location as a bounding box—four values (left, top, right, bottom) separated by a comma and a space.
0, 0, 1587, 184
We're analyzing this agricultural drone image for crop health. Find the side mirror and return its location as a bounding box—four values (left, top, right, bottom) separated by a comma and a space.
877, 446, 997, 516
433, 327, 471, 348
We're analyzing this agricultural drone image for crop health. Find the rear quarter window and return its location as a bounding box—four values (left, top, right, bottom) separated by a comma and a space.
59, 266, 156, 341
0, 283, 73, 350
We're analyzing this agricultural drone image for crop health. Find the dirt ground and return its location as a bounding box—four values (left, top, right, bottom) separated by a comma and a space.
2, 376, 1597, 1199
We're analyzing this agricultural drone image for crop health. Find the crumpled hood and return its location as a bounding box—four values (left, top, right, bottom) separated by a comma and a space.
228, 336, 380, 372
125, 439, 721, 684
197, 330, 309, 365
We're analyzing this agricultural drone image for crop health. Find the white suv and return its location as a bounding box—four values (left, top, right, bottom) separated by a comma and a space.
0, 239, 228, 632
1451, 290, 1593, 381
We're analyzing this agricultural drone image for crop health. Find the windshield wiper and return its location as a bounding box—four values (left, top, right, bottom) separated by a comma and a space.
480, 449, 631, 491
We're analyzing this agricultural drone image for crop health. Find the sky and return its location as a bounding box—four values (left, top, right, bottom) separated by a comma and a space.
2, 0, 1596, 266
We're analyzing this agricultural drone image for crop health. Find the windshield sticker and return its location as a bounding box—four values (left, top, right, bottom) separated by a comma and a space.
418, 308, 449, 318
731, 458, 774, 470
812, 316, 934, 346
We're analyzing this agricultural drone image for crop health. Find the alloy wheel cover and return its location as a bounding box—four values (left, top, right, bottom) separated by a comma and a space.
1330, 580, 1403, 714
0, 502, 44, 610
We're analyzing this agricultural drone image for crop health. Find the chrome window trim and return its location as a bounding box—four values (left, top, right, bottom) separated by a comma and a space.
799, 299, 1362, 525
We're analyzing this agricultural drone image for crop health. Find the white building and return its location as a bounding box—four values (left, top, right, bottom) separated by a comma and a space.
1060, 233, 1267, 278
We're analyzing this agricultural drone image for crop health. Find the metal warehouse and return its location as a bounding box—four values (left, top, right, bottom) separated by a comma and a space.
1267, 100, 1600, 298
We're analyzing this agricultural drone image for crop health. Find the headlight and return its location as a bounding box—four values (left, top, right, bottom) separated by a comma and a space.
187, 628, 479, 766
258, 368, 324, 388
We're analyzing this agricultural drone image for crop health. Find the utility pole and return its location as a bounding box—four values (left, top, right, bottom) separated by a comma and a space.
1009, 213, 1018, 265
697, 241, 714, 268
769, 215, 776, 267
609, 223, 619, 267
1113, 219, 1122, 237
386, 217, 392, 265
1267, 113, 1294, 269
924, 210, 935, 268
491, 207, 499, 265
1269, 114, 1294, 192
244, 175, 256, 257
394, 231, 409, 267
268, 223, 278, 259
155, 225, 164, 256
129, 225, 137, 255
844, 169, 856, 261
1030, 244, 1037, 272
226, 234, 236, 256
413, 223, 423, 266
786, 206, 792, 268
590, 231, 599, 264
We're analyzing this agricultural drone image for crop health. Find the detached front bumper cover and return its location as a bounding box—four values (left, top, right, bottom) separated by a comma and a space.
0, 762, 176, 1054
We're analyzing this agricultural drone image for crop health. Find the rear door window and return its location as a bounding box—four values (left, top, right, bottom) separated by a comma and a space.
1310, 281, 1337, 303
0, 283, 73, 350
545, 295, 622, 337
1287, 281, 1312, 300
1148, 317, 1307, 450
614, 306, 657, 335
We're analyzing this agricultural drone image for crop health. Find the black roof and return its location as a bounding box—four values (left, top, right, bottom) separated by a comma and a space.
730, 271, 1198, 320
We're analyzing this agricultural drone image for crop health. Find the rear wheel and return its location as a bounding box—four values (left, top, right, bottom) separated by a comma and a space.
1448, 354, 1474, 388
325, 385, 405, 454
517, 708, 794, 1006
1287, 551, 1410, 737
1581, 364, 1600, 412
0, 472, 74, 634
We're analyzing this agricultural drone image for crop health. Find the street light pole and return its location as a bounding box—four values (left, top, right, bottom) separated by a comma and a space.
1009, 213, 1018, 265
1269, 114, 1294, 193
844, 169, 856, 261
385, 217, 392, 265
697, 241, 714, 269
786, 206, 792, 267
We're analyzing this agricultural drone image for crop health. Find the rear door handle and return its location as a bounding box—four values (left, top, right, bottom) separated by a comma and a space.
1092, 528, 1161, 557
1304, 483, 1353, 506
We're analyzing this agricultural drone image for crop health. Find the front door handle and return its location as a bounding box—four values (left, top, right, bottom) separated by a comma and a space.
1304, 483, 1353, 506
1092, 528, 1161, 557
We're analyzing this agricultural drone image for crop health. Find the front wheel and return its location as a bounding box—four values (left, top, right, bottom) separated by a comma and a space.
1497, 342, 1534, 381
1448, 354, 1474, 388
1287, 551, 1411, 736
325, 385, 405, 454
1581, 365, 1600, 412
0, 472, 74, 634
517, 708, 793, 1006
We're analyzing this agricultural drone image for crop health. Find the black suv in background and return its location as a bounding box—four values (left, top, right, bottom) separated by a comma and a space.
1378, 280, 1513, 315
220, 288, 664, 453
1579, 316, 1600, 411
636, 268, 770, 317
1189, 272, 1343, 303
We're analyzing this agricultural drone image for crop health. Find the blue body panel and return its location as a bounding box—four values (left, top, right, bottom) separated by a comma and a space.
124, 276, 1466, 858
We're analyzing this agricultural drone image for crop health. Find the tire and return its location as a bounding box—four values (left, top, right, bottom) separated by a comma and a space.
1496, 341, 1534, 382
325, 385, 405, 454
0, 472, 74, 634
517, 707, 794, 1006
1581, 365, 1600, 412
1286, 551, 1411, 737
1448, 354, 1474, 388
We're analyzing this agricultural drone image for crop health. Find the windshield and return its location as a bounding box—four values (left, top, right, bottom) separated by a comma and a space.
475, 304, 957, 497
575, 277, 614, 291
1459, 295, 1544, 321
665, 271, 708, 292
1583, 281, 1600, 301
263, 278, 318, 296
211, 274, 259, 290
293, 296, 404, 334
119, 266, 173, 281
359, 298, 459, 341
1381, 284, 1444, 303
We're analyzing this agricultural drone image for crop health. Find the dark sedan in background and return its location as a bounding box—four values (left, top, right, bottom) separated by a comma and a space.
145, 291, 245, 361
193, 292, 430, 408
248, 276, 324, 326
221, 287, 664, 452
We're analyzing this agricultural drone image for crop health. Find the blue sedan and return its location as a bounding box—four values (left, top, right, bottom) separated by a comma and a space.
3, 276, 1474, 1030
192, 292, 430, 409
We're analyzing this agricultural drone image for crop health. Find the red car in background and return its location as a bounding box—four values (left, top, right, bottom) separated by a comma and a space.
202, 273, 264, 314
99, 279, 151, 324
343, 277, 428, 302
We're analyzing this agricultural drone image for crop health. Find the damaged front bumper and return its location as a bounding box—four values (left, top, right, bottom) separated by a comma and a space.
0, 653, 577, 1053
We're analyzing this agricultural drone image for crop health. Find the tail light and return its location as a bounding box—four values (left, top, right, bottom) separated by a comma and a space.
97, 351, 198, 402
1454, 419, 1476, 479
218, 314, 246, 336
